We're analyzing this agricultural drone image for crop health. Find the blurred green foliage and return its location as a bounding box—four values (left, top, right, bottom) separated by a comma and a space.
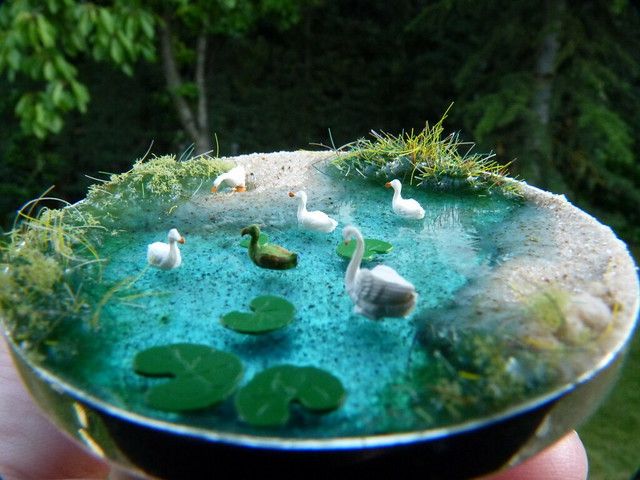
1, 0, 638, 258
0, 0, 155, 138
0, 0, 308, 153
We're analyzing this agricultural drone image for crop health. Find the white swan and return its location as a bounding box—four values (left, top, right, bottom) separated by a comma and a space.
385, 179, 425, 219
147, 228, 185, 270
211, 165, 246, 192
342, 225, 417, 319
288, 191, 338, 233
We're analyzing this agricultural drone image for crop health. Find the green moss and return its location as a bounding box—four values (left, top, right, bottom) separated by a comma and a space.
526, 289, 570, 333
0, 204, 101, 352
13, 249, 63, 295
86, 154, 232, 203
331, 107, 521, 196
379, 324, 559, 431
1, 154, 229, 354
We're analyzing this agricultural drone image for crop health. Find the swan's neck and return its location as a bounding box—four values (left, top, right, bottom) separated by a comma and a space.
392, 184, 402, 203
345, 230, 364, 290
297, 196, 308, 217
164, 239, 178, 266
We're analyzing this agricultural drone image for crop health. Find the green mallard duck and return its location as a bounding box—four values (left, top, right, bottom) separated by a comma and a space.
241, 225, 298, 270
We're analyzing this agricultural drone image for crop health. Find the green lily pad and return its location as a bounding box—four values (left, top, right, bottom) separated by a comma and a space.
336, 238, 393, 261
134, 343, 243, 411
235, 365, 346, 427
221, 296, 295, 334
239, 232, 268, 248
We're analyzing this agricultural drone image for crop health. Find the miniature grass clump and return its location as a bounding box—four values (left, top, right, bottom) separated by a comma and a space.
84, 154, 232, 224
528, 289, 570, 330
0, 199, 105, 353
522, 287, 612, 348
331, 107, 519, 195
379, 322, 559, 430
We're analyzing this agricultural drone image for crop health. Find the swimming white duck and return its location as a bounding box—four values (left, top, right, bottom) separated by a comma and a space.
211, 165, 246, 193
385, 179, 425, 219
288, 190, 338, 233
147, 228, 185, 270
342, 225, 417, 319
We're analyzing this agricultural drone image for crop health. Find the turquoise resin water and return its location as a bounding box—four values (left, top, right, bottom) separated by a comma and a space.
43, 176, 527, 438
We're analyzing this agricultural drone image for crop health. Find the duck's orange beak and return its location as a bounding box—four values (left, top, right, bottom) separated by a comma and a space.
211, 186, 218, 193
288, 191, 296, 198
178, 237, 185, 244
384, 182, 392, 188
235, 185, 246, 192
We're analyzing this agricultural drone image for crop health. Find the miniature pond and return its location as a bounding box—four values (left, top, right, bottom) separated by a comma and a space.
7, 152, 631, 441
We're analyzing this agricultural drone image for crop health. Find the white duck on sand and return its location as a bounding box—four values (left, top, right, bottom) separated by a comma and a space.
385, 179, 425, 219
289, 190, 338, 233
342, 225, 417, 319
147, 228, 185, 270
211, 165, 246, 193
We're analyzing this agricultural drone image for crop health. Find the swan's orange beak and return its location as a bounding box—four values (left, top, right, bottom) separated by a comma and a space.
288, 191, 296, 198
178, 237, 185, 244
211, 186, 218, 193
384, 182, 392, 188
235, 185, 246, 192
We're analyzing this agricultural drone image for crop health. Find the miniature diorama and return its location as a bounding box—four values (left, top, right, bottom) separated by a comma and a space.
0, 121, 638, 478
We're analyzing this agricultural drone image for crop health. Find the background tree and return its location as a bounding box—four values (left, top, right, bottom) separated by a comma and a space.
0, 0, 155, 138
153, 0, 306, 154
407, 0, 640, 254
0, 0, 307, 152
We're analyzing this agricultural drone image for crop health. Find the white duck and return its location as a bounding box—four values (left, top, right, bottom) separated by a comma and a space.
342, 225, 417, 319
385, 179, 425, 219
147, 228, 185, 270
211, 165, 246, 193
288, 190, 338, 233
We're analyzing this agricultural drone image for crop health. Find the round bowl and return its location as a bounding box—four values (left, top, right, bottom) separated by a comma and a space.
2, 151, 638, 479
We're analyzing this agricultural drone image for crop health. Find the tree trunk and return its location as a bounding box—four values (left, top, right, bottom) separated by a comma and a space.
194, 33, 212, 154
525, 0, 566, 190
159, 21, 212, 155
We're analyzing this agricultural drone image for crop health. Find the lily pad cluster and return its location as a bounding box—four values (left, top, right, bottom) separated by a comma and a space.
236, 365, 346, 427
220, 295, 295, 334
133, 343, 243, 411
134, 343, 345, 427
336, 237, 393, 261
